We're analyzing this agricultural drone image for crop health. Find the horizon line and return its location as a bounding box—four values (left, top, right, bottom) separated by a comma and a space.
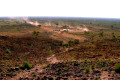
0, 16, 120, 19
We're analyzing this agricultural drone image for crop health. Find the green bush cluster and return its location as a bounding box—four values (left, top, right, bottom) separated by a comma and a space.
72, 61, 78, 66
64, 67, 69, 70
62, 39, 79, 48
62, 43, 69, 48
6, 49, 11, 54
0, 67, 3, 72
23, 61, 32, 70
68, 40, 74, 46
99, 31, 104, 37
114, 63, 120, 73
85, 66, 91, 73
32, 30, 40, 37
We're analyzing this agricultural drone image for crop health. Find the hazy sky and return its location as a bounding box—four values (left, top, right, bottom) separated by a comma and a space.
0, 0, 120, 18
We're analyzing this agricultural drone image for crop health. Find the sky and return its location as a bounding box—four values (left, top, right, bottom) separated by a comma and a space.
0, 0, 120, 18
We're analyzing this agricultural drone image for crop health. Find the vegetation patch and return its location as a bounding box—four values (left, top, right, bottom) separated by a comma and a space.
114, 63, 120, 73
23, 61, 32, 70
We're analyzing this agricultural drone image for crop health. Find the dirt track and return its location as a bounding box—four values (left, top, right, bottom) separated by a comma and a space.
40, 26, 86, 42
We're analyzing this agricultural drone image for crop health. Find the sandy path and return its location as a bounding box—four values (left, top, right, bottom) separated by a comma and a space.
46, 54, 60, 64
100, 71, 109, 80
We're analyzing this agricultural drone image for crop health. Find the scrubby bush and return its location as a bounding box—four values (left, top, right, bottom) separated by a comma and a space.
64, 67, 69, 70
32, 30, 39, 37
85, 66, 91, 73
58, 71, 63, 74
5, 71, 10, 75
6, 49, 11, 54
68, 40, 74, 46
46, 64, 51, 68
114, 63, 120, 73
96, 60, 106, 67
0, 67, 3, 72
23, 61, 32, 69
31, 72, 36, 77
62, 43, 69, 48
117, 36, 120, 40
72, 61, 78, 66
91, 65, 95, 69
102, 67, 108, 71
112, 32, 116, 40
11, 72, 17, 76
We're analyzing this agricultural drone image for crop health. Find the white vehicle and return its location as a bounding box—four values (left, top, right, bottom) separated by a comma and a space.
63, 29, 69, 32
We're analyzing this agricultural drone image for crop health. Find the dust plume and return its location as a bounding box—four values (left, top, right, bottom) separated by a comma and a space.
23, 18, 39, 26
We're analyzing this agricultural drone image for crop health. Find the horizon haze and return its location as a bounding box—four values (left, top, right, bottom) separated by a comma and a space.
0, 0, 120, 18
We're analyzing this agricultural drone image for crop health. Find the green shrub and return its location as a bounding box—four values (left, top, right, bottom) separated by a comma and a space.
102, 67, 108, 71
112, 32, 116, 40
32, 30, 39, 37
46, 64, 51, 68
97, 60, 106, 67
47, 46, 52, 53
68, 40, 74, 46
23, 61, 32, 69
99, 31, 104, 37
11, 72, 17, 76
31, 72, 36, 77
114, 63, 120, 73
58, 71, 63, 74
62, 43, 69, 47
5, 71, 10, 75
64, 67, 69, 70
6, 49, 11, 54
91, 65, 95, 69
72, 61, 78, 66
0, 67, 3, 72
97, 78, 102, 80
85, 66, 91, 73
